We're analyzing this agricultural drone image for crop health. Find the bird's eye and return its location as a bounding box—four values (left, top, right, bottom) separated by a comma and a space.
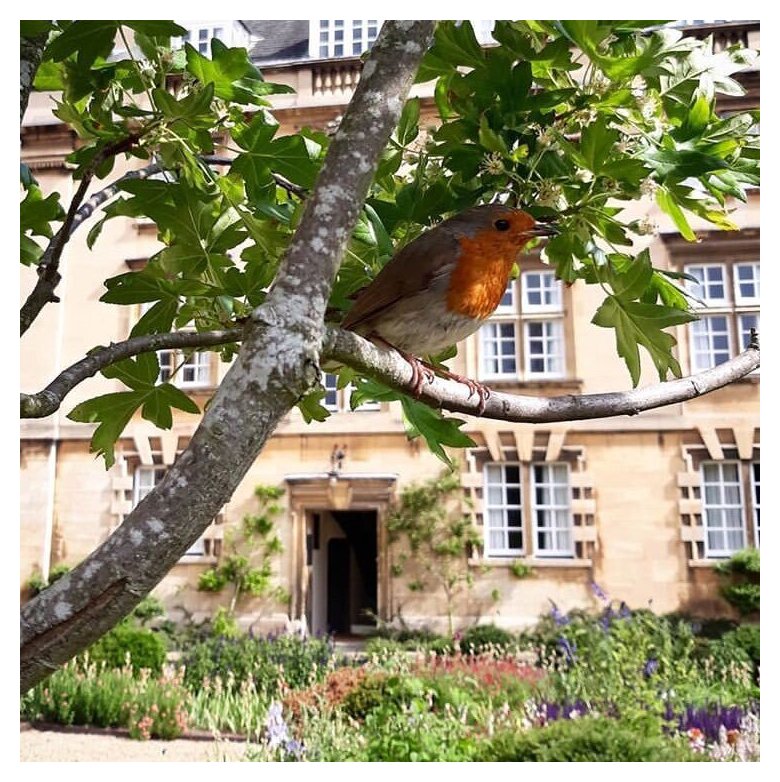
494, 219, 511, 231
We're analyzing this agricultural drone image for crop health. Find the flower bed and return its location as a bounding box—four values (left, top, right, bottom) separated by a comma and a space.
21, 602, 760, 761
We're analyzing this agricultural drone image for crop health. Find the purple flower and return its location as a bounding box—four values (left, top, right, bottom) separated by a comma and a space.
599, 606, 613, 632
549, 600, 570, 627
643, 658, 659, 677
265, 701, 290, 749
618, 601, 631, 619
557, 636, 577, 664
540, 700, 591, 723
284, 739, 305, 760
590, 581, 609, 603
676, 705, 749, 743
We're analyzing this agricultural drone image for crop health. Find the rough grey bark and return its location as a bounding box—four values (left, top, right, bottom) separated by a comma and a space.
20, 20, 436, 694
21, 30, 47, 124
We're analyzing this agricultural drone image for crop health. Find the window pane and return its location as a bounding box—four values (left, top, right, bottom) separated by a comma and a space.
487, 486, 503, 504
508, 531, 523, 549
489, 530, 504, 548
484, 463, 523, 554
505, 465, 520, 484
707, 529, 725, 551
701, 461, 745, 556
691, 316, 731, 371
735, 263, 760, 302
726, 527, 745, 551
532, 462, 571, 555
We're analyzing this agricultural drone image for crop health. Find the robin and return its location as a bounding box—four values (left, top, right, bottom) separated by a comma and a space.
341, 203, 558, 410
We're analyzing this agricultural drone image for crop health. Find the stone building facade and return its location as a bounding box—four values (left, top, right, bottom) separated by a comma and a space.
20, 20, 759, 635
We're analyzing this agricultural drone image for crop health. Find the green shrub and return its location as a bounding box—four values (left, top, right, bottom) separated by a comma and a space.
715, 548, 760, 616
131, 595, 165, 625
708, 625, 760, 679
367, 627, 454, 655
180, 633, 333, 694
84, 623, 167, 675
21, 659, 190, 740
420, 636, 456, 655
460, 623, 515, 653
720, 583, 760, 615
478, 717, 703, 762
363, 707, 477, 762
364, 636, 405, 656
341, 674, 426, 720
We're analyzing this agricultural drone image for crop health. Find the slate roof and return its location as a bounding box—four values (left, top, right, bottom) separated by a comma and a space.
242, 20, 310, 63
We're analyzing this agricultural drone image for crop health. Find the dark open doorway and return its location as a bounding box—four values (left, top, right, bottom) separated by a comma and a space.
307, 509, 378, 636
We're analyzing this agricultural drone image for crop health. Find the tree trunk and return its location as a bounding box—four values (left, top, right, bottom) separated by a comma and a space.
21, 30, 47, 124
20, 20, 436, 693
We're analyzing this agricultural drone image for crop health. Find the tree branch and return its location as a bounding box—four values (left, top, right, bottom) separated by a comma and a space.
20, 135, 141, 337
20, 20, 436, 693
20, 328, 243, 418
19, 316, 762, 423
203, 156, 307, 199
69, 161, 163, 236
323, 326, 761, 422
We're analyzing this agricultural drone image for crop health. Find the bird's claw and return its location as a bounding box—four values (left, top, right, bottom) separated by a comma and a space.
462, 378, 491, 415
409, 358, 436, 397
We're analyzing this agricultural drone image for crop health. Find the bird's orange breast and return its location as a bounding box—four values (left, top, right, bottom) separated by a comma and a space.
445, 233, 519, 320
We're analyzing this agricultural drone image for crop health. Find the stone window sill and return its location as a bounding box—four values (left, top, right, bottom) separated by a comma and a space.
470, 557, 592, 569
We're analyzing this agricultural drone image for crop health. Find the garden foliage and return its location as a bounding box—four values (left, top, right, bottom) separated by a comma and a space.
21, 596, 760, 759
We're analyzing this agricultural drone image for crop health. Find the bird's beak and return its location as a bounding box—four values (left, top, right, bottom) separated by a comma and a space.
527, 223, 559, 237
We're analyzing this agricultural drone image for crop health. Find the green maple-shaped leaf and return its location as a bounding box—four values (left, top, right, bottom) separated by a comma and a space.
592, 296, 697, 385
401, 397, 475, 469
68, 354, 200, 467
185, 40, 294, 105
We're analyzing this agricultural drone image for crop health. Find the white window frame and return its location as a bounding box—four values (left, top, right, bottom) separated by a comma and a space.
495, 279, 516, 314
734, 262, 760, 305
522, 271, 562, 313
524, 319, 565, 378
701, 461, 746, 558
738, 312, 759, 352
531, 463, 574, 557
751, 461, 760, 547
689, 315, 733, 372
322, 373, 380, 412
686, 263, 729, 307
479, 321, 519, 379
323, 372, 340, 412
158, 348, 211, 388
484, 463, 524, 556
133, 465, 167, 508
180, 25, 226, 54
309, 19, 382, 59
